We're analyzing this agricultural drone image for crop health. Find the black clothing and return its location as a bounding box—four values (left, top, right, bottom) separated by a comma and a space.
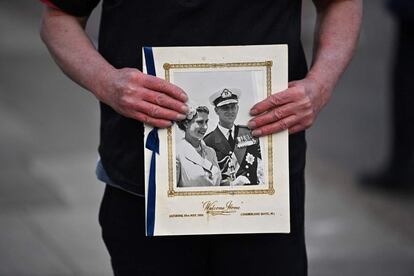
390, 0, 414, 173
49, 0, 309, 274
391, 20, 414, 174
388, 0, 414, 22
387, 5, 414, 186
49, 0, 308, 195
100, 182, 307, 276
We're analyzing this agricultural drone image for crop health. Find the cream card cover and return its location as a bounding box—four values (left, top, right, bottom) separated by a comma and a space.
143, 45, 289, 236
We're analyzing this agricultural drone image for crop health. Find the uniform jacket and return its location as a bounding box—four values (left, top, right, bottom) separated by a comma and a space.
204, 125, 262, 185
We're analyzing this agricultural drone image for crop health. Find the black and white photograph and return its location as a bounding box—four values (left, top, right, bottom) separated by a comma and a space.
173, 70, 266, 188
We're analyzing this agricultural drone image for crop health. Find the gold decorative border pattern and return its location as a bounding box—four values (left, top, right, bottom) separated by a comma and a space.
165, 61, 274, 197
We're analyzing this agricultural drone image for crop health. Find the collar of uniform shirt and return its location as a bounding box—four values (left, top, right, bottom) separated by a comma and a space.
217, 124, 235, 140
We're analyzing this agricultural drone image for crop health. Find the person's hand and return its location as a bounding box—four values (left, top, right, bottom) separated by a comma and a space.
230, 175, 250, 186
248, 77, 331, 136
97, 67, 189, 128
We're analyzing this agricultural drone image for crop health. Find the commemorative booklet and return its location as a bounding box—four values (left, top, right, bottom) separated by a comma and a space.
143, 45, 289, 236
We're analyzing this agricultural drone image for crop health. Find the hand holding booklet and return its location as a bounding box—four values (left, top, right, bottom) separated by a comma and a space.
143, 45, 289, 236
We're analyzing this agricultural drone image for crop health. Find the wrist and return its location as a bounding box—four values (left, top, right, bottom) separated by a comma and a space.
306, 71, 333, 94
91, 65, 118, 103
304, 72, 333, 111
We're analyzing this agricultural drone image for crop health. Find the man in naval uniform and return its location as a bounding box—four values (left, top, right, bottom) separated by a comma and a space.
204, 88, 263, 186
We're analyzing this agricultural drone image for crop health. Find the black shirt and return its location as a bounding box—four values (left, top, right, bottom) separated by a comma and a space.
48, 2, 309, 273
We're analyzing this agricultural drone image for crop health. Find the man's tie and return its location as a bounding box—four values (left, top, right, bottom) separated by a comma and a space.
228, 129, 235, 150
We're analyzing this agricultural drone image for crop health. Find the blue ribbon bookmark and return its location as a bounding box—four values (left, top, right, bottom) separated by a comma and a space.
144, 47, 158, 236
144, 46, 156, 76
145, 127, 159, 237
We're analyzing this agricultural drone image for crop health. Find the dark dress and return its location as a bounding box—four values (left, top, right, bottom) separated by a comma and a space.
46, 0, 308, 275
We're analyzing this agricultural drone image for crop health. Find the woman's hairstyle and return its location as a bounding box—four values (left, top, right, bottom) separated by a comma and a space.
176, 106, 209, 131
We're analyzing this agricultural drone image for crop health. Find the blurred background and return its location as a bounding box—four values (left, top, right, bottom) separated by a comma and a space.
0, 1, 413, 275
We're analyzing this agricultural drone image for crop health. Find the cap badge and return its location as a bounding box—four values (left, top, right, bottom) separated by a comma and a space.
221, 89, 232, 98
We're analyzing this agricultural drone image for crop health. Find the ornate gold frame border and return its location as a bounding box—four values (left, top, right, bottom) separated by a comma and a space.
164, 61, 274, 197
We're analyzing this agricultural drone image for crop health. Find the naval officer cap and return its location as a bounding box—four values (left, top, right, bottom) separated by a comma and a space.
209, 88, 241, 107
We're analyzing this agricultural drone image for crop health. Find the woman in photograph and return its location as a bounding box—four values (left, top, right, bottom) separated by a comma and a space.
176, 106, 221, 187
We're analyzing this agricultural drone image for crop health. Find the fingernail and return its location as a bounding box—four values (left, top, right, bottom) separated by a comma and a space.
181, 93, 188, 102
181, 105, 189, 113
250, 108, 258, 115
247, 120, 256, 129
252, 129, 262, 137
176, 114, 186, 120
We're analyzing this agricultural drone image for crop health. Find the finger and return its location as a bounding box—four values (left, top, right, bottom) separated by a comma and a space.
141, 88, 189, 114
248, 102, 296, 129
131, 110, 173, 128
288, 110, 315, 133
251, 115, 297, 137
135, 100, 187, 121
250, 89, 295, 116
288, 124, 306, 134
142, 74, 188, 102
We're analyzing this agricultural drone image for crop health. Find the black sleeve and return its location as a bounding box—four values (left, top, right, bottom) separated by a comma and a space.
48, 0, 101, 17
388, 0, 414, 21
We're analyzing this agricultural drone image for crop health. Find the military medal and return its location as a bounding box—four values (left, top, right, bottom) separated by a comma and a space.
237, 134, 258, 148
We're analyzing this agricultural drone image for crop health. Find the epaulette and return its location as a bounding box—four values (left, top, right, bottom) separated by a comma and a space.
237, 125, 251, 134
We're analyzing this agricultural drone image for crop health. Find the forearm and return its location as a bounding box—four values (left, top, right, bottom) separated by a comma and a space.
40, 6, 188, 128
40, 7, 113, 101
249, 0, 362, 136
309, 0, 363, 101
